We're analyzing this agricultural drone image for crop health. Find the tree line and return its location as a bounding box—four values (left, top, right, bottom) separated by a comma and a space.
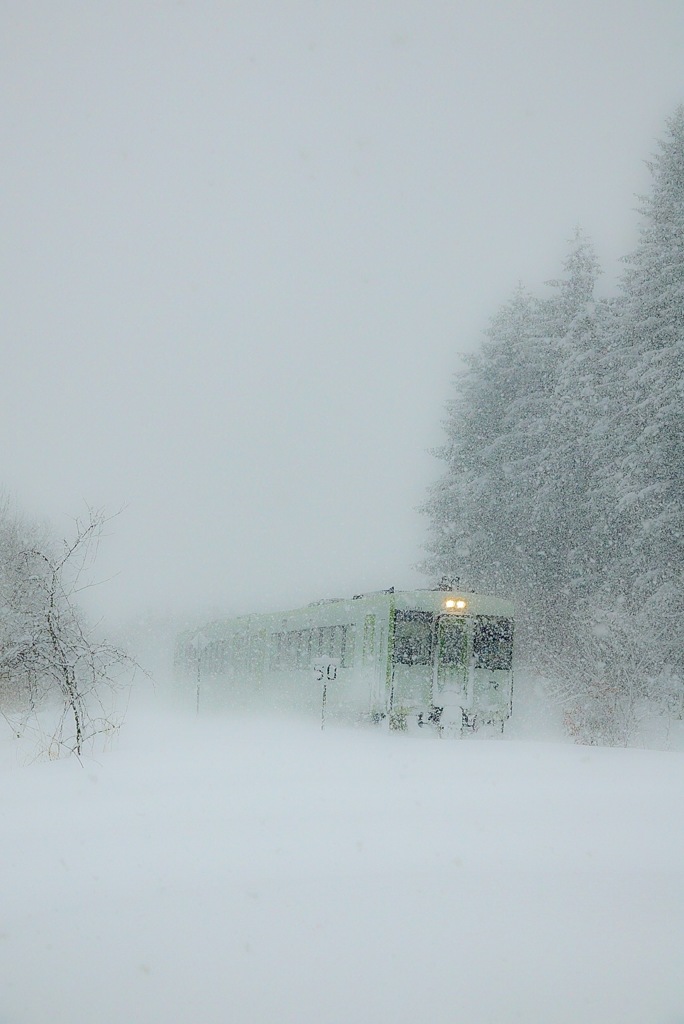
422, 107, 684, 744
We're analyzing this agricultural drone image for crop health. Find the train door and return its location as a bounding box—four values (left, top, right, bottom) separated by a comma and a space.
362, 613, 384, 715
432, 615, 468, 717
390, 610, 435, 717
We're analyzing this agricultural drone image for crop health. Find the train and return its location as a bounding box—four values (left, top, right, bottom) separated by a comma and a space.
176, 587, 514, 736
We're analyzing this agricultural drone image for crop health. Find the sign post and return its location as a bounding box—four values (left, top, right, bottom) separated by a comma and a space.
313, 658, 338, 731
190, 632, 209, 715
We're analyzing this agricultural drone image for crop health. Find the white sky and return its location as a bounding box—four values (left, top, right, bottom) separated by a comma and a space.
2, 1, 683, 622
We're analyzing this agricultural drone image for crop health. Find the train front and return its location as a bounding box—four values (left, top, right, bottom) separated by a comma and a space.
390, 591, 514, 736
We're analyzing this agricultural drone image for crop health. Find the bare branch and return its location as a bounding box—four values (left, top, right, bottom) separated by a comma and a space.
0, 502, 138, 758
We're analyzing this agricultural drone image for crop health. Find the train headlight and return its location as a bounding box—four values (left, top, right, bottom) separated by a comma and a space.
443, 597, 467, 612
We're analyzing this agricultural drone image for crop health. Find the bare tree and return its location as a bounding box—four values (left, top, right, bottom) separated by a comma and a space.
0, 503, 137, 757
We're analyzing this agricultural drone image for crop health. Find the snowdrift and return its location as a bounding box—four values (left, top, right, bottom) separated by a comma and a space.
2, 704, 683, 1024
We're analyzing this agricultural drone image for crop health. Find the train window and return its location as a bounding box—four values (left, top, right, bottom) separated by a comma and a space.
304, 630, 314, 668
313, 625, 344, 663
342, 624, 356, 668
310, 628, 322, 659
288, 630, 303, 669
249, 632, 266, 671
289, 631, 303, 668
329, 625, 343, 661
393, 610, 433, 666
437, 617, 466, 666
318, 626, 335, 658
270, 632, 284, 669
278, 631, 294, 669
363, 615, 376, 663
473, 617, 513, 670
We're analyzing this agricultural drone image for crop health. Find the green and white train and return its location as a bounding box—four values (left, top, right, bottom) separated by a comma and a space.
176, 587, 514, 735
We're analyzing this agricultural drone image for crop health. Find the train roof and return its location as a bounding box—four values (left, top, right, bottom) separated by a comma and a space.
182, 588, 514, 643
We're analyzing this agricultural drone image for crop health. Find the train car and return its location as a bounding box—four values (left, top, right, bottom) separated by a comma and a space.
176, 587, 514, 736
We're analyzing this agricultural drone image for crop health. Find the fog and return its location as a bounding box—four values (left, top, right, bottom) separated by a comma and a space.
2, 1, 683, 624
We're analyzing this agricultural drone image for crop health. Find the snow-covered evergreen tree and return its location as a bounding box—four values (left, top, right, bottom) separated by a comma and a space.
422, 234, 607, 666
518, 233, 610, 655
423, 109, 684, 743
601, 107, 684, 693
421, 285, 544, 601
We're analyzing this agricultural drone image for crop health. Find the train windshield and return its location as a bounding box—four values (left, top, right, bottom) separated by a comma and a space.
473, 617, 514, 670
393, 610, 433, 665
436, 616, 467, 666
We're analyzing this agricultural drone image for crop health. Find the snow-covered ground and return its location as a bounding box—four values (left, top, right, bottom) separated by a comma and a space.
2, 696, 683, 1024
